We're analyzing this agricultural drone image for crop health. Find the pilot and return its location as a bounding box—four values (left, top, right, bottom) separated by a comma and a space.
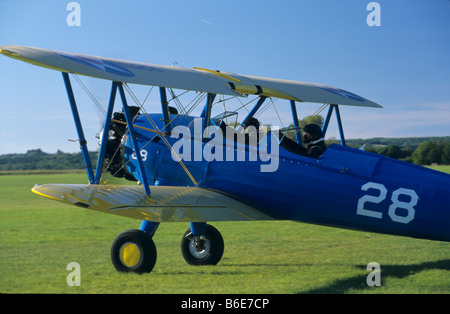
242, 117, 260, 145
168, 106, 178, 115
280, 123, 326, 158
242, 117, 260, 129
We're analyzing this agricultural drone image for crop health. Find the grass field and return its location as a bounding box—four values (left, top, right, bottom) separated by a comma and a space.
1, 168, 449, 294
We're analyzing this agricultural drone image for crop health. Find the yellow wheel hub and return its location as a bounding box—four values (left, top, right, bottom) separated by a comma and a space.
119, 242, 141, 268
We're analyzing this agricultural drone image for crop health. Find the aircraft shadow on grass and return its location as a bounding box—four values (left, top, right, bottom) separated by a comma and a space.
159, 259, 450, 293
299, 259, 450, 294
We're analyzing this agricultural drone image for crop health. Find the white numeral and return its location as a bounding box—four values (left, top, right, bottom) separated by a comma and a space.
357, 182, 418, 224
131, 149, 148, 161
388, 188, 418, 224
357, 182, 386, 219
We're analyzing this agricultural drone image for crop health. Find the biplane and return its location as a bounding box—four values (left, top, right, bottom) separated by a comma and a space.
1, 45, 449, 274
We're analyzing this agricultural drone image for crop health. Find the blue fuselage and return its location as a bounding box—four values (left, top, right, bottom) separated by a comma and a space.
124, 114, 450, 242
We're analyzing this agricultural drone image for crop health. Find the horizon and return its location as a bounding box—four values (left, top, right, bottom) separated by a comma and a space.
2, 134, 449, 156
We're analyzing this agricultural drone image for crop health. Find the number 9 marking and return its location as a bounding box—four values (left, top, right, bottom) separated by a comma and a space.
131, 149, 148, 161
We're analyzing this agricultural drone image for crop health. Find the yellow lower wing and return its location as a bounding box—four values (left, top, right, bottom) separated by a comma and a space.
32, 184, 275, 222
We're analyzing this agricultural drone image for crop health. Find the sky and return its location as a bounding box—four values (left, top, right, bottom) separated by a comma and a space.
0, 0, 449, 154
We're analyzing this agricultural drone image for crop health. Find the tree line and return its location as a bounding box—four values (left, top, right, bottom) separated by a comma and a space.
0, 149, 99, 171
329, 138, 450, 165
0, 137, 449, 171
361, 141, 450, 165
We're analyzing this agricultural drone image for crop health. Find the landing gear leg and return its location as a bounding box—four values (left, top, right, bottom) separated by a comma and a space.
181, 222, 224, 266
110, 221, 159, 274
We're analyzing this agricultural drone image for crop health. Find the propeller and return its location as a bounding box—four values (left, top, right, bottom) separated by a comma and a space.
98, 106, 141, 181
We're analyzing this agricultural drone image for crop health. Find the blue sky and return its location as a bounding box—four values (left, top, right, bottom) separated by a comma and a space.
1, 0, 449, 154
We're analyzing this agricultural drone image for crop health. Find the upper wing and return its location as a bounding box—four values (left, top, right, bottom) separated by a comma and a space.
0, 45, 240, 96
223, 73, 382, 108
1, 45, 381, 107
31, 184, 276, 222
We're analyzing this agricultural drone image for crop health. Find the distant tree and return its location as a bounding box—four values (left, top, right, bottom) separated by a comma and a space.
440, 141, 450, 165
412, 141, 443, 165
26, 149, 46, 156
299, 115, 324, 128
378, 145, 413, 160
378, 145, 402, 159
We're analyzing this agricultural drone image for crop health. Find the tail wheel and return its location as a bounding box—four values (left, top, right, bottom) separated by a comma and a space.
181, 224, 224, 266
111, 229, 157, 274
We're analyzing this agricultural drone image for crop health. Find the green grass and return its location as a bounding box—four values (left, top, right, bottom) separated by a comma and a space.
1, 170, 449, 294
427, 165, 450, 173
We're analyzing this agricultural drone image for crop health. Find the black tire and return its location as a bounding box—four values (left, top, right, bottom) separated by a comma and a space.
181, 224, 224, 266
111, 229, 157, 274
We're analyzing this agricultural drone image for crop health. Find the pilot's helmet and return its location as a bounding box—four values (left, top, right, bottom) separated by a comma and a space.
242, 117, 260, 129
303, 124, 323, 140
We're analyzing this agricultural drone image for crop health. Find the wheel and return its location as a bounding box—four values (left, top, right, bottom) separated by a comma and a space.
181, 224, 224, 266
111, 229, 157, 274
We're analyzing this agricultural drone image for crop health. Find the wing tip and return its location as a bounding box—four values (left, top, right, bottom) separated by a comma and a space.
365, 101, 383, 108
0, 47, 17, 58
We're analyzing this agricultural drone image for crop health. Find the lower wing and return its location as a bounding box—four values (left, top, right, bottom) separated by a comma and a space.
32, 184, 276, 222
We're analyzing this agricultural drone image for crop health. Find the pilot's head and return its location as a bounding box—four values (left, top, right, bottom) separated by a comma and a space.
302, 123, 323, 144
242, 117, 260, 130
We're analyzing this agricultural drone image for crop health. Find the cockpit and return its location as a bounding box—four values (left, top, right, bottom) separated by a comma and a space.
208, 110, 327, 159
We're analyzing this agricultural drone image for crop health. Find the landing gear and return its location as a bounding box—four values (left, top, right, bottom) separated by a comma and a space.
110, 222, 224, 273
111, 229, 157, 274
181, 224, 224, 266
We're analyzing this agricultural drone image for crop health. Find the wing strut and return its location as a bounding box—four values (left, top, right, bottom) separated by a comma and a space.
62, 72, 95, 183
201, 93, 217, 137
290, 100, 302, 145
94, 82, 118, 184
61, 73, 151, 195
117, 82, 152, 196
159, 87, 171, 135
322, 104, 346, 146
237, 96, 267, 131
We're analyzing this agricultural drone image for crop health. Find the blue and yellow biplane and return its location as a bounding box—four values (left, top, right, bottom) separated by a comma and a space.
1, 45, 449, 274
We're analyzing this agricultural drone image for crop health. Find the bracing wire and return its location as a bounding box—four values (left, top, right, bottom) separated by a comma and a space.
72, 74, 106, 116
123, 83, 199, 186
302, 103, 329, 127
